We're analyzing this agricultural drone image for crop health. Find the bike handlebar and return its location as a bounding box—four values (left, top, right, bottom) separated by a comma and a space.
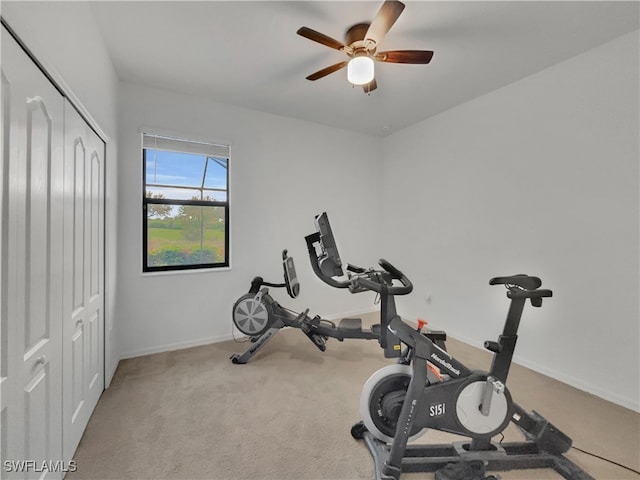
305, 232, 412, 296
349, 259, 413, 296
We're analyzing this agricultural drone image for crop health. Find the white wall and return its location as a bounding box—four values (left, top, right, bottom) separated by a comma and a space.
1, 1, 120, 384
381, 31, 639, 411
5, 1, 637, 411
117, 82, 384, 358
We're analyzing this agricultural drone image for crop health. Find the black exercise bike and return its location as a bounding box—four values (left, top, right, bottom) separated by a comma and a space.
350, 273, 594, 480
230, 212, 445, 364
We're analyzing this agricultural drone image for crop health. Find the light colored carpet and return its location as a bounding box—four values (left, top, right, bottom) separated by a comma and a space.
67, 315, 639, 480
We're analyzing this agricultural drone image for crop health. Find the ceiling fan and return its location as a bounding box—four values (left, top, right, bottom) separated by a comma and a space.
297, 0, 433, 93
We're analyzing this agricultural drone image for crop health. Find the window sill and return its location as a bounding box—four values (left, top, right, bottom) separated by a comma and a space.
141, 265, 232, 277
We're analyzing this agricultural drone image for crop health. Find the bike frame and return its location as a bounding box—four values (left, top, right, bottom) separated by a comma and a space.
381, 293, 543, 478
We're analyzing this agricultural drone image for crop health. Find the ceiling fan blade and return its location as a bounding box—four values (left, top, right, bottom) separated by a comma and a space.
297, 26, 345, 51
365, 0, 405, 47
362, 78, 378, 94
306, 61, 348, 81
375, 50, 434, 64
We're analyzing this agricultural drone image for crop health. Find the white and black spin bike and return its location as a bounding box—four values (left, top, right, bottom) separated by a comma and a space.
351, 274, 594, 480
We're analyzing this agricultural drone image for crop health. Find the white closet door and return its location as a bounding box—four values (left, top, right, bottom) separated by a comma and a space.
1, 26, 64, 480
62, 103, 105, 462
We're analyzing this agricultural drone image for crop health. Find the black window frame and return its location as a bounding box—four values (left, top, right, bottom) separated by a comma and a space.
142, 134, 230, 273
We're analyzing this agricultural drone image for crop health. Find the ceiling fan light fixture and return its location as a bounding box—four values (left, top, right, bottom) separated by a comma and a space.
347, 56, 375, 85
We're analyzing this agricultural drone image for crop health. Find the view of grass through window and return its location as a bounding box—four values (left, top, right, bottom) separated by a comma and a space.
146, 203, 226, 267
143, 133, 229, 271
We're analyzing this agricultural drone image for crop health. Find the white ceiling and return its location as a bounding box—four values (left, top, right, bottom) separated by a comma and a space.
90, 1, 639, 137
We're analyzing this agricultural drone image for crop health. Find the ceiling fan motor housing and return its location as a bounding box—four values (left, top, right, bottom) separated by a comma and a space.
345, 23, 371, 49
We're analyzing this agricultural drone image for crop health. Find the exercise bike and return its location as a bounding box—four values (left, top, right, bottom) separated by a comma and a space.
351, 274, 594, 480
230, 212, 446, 364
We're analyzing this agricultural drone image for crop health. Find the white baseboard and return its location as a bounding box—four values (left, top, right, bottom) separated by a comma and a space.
117, 308, 379, 361
119, 333, 235, 360
511, 353, 640, 413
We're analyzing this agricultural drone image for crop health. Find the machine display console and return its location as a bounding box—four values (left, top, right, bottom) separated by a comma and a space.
314, 212, 344, 278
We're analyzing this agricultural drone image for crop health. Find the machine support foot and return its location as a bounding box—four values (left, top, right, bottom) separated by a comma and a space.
357, 430, 594, 480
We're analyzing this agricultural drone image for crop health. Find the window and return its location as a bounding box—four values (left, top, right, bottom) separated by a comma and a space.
142, 133, 229, 272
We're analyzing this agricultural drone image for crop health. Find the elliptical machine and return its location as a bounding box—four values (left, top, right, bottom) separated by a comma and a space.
351, 274, 594, 480
230, 212, 446, 364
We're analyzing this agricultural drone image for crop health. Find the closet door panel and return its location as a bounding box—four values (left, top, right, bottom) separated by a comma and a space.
24, 98, 52, 352
62, 102, 104, 463
85, 136, 104, 405
1, 25, 64, 480
1, 66, 11, 477
63, 108, 88, 456
1, 66, 10, 480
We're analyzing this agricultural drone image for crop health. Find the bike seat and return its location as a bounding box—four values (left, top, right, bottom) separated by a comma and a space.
489, 274, 541, 290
